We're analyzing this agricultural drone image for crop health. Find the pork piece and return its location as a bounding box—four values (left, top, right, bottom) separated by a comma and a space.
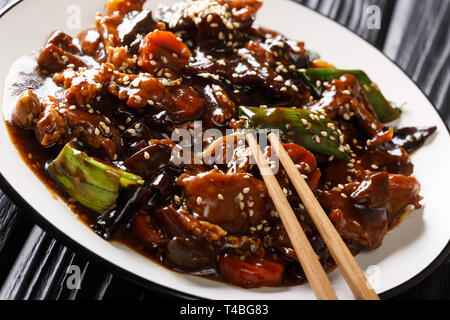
99, 2, 166, 70
200, 83, 236, 127
177, 171, 272, 235
322, 147, 414, 186
37, 31, 88, 73
308, 74, 391, 147
47, 30, 82, 55
108, 71, 204, 122
387, 174, 421, 227
95, 13, 123, 51
368, 148, 414, 176
53, 63, 115, 106
35, 96, 68, 146
62, 106, 122, 159
14, 90, 121, 158
106, 0, 146, 16
38, 44, 87, 74
12, 90, 43, 128
155, 206, 227, 242
78, 28, 106, 62
251, 29, 310, 68
265, 143, 321, 204
165, 236, 216, 271
96, 12, 138, 70
320, 172, 391, 249
108, 72, 169, 109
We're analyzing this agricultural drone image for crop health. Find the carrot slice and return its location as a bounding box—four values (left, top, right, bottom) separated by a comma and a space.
139, 31, 191, 74
218, 254, 284, 288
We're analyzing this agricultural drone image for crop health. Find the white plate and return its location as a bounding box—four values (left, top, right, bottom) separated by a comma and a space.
0, 0, 449, 300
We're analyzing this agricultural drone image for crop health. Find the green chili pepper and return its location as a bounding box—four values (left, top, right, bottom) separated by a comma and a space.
240, 106, 349, 160
48, 143, 144, 213
299, 69, 401, 123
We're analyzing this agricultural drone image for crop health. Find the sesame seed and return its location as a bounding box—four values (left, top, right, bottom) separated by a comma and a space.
144, 151, 150, 160
371, 164, 379, 170
243, 187, 250, 194
94, 128, 100, 136
174, 195, 181, 203
218, 194, 224, 200
341, 193, 348, 199
196, 197, 203, 205
274, 75, 283, 82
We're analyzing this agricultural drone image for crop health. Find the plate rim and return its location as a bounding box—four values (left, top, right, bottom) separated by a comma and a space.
0, 0, 448, 300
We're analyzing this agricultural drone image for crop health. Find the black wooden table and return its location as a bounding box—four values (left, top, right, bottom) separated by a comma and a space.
0, 0, 448, 300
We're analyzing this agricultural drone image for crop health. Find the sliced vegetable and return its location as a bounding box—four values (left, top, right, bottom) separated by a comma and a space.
139, 31, 191, 74
382, 126, 437, 154
48, 143, 144, 213
48, 163, 119, 213
93, 186, 157, 240
300, 69, 401, 123
218, 254, 284, 288
240, 106, 349, 160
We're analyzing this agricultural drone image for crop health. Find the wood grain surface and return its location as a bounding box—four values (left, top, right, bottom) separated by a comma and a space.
0, 0, 448, 300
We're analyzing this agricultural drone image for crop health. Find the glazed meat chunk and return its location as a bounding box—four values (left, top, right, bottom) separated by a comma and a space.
320, 172, 391, 249
53, 63, 115, 106
178, 171, 273, 235
12, 90, 43, 128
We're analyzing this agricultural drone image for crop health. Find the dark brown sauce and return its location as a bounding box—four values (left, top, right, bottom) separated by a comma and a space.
3, 0, 429, 290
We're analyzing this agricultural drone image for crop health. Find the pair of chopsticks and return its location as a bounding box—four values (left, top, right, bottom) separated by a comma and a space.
246, 133, 379, 300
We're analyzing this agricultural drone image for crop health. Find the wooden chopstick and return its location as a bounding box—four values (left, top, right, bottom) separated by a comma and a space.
267, 133, 380, 300
246, 134, 338, 300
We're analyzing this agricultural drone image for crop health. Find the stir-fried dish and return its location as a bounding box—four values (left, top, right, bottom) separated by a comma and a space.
5, 0, 436, 289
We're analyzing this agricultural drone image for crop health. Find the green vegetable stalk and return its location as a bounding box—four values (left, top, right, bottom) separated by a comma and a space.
299, 69, 401, 123
48, 143, 144, 213
240, 106, 349, 160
